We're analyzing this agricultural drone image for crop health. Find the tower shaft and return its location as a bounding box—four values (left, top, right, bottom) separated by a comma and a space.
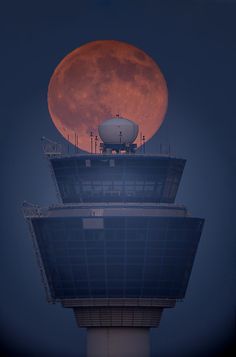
87, 327, 150, 357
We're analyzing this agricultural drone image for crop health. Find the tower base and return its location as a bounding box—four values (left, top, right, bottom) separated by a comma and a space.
87, 327, 150, 357
62, 298, 176, 356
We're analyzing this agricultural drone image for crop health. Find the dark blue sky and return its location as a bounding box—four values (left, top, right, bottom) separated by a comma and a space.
1, 0, 236, 356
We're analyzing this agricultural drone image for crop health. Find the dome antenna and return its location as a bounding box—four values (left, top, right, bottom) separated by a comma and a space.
99, 117, 139, 154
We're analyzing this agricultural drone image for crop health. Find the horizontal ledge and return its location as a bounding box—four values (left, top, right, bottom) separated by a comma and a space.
61, 298, 176, 308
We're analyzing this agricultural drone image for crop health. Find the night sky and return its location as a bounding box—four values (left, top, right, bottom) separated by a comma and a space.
1, 1, 236, 356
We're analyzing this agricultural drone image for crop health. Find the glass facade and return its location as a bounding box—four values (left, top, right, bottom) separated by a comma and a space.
51, 156, 185, 204
32, 216, 203, 301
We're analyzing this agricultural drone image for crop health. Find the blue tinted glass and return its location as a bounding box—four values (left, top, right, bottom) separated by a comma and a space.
125, 288, 141, 296
106, 256, 125, 264
51, 156, 184, 202
88, 266, 105, 280
32, 215, 203, 299
126, 256, 143, 264
107, 265, 124, 279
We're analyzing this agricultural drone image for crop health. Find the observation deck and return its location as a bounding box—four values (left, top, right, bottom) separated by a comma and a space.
23, 134, 204, 332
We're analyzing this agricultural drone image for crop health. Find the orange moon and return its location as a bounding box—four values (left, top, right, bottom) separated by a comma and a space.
48, 40, 168, 152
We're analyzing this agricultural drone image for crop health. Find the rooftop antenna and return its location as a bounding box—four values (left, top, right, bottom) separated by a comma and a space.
67, 134, 70, 154
90, 131, 94, 154
119, 131, 122, 145
95, 136, 98, 154
77, 134, 79, 153
140, 131, 142, 149
142, 135, 146, 154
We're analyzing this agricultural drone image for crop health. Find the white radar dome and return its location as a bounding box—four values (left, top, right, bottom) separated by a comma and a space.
98, 118, 139, 145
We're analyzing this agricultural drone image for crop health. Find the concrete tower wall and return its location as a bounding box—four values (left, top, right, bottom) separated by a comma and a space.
87, 327, 150, 357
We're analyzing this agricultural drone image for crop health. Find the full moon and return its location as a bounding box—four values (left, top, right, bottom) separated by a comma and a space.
48, 40, 168, 152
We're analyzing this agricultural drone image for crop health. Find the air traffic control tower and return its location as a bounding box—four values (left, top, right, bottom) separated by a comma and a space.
23, 118, 204, 357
